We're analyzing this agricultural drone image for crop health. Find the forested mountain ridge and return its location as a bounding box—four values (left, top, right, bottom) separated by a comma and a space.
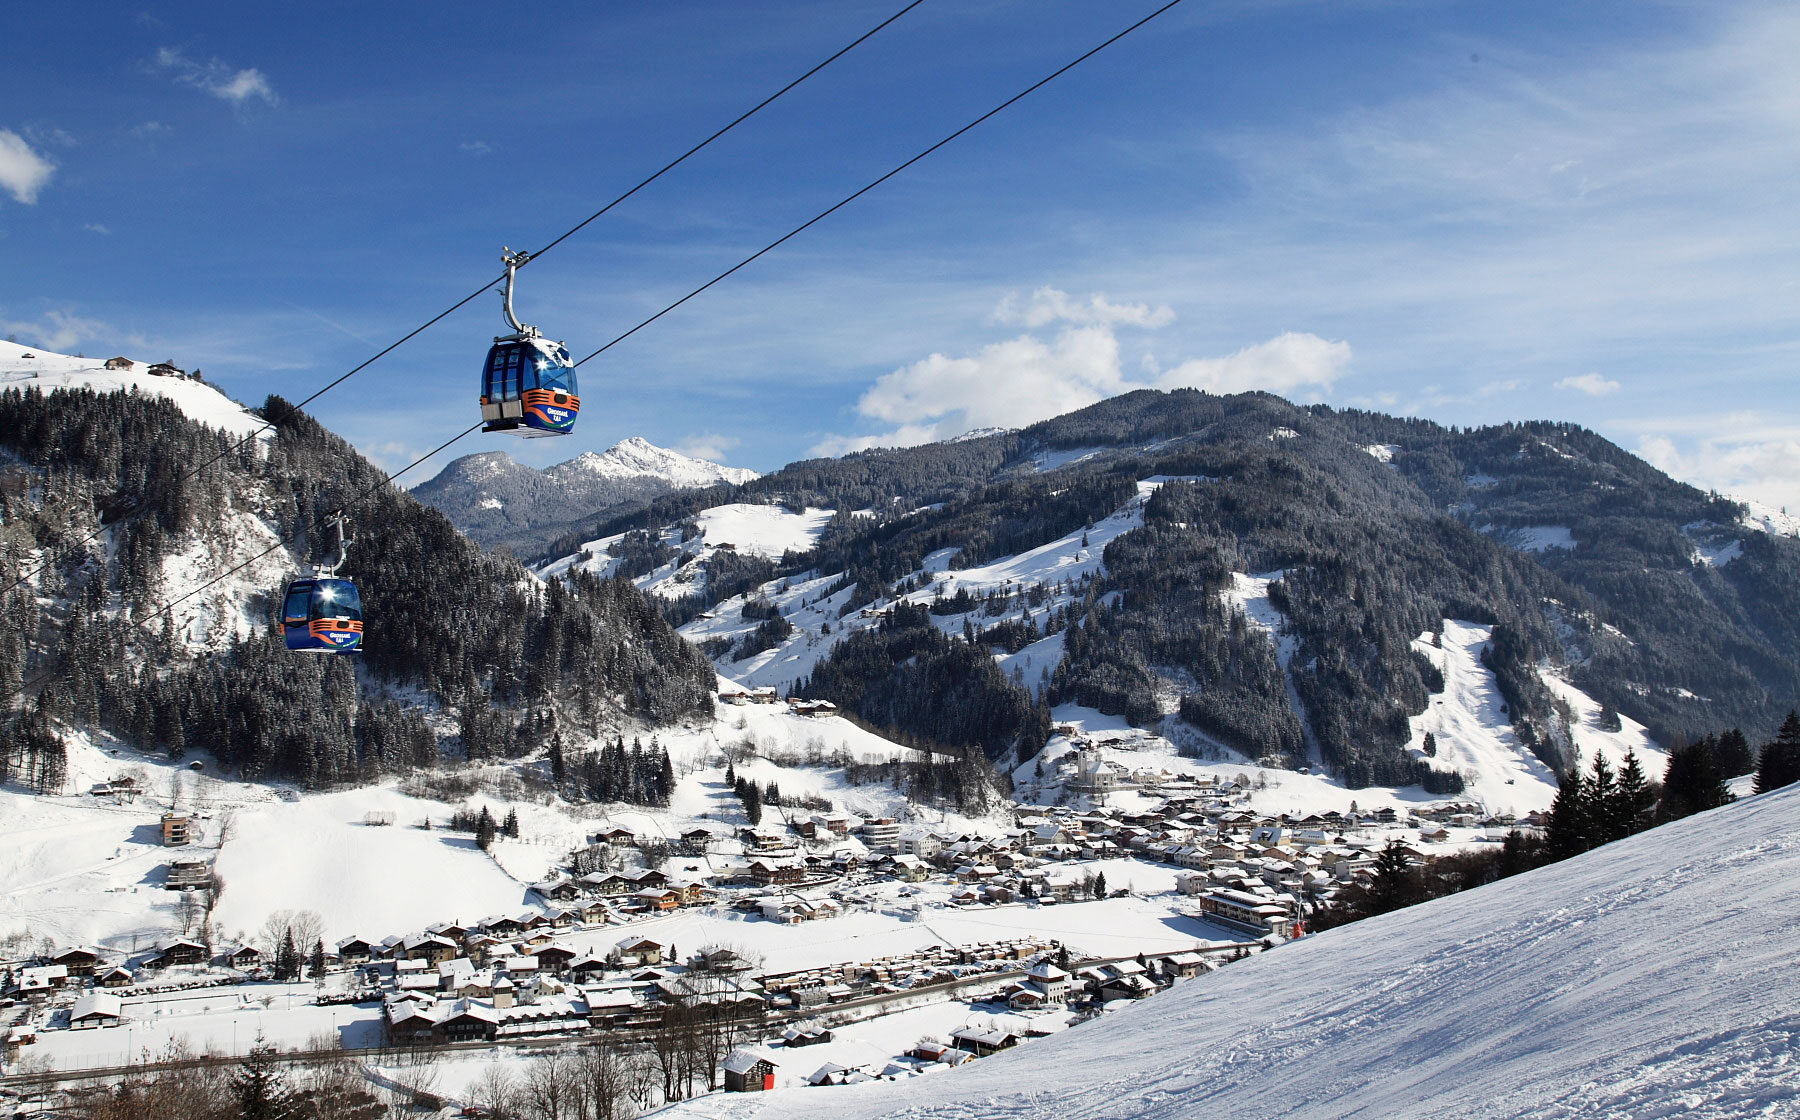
413, 438, 757, 556
0, 374, 714, 792
543, 388, 1799, 790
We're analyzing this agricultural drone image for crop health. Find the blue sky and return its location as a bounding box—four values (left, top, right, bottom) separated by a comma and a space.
3, 2, 1797, 509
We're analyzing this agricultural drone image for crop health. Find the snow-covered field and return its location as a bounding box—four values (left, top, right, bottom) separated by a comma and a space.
0, 698, 953, 957
661, 783, 1800, 1120
0, 347, 268, 440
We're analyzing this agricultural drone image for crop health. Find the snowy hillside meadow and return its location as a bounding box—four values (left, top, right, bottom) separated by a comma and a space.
548, 474, 1661, 817
661, 783, 1800, 1120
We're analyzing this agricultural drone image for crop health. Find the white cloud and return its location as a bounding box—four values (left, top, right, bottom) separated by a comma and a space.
1556, 372, 1621, 397
816, 292, 1349, 455
676, 433, 740, 463
1, 308, 112, 353
84, 223, 110, 235
131, 121, 169, 138
1638, 427, 1800, 512
459, 140, 492, 155
155, 47, 277, 105
990, 286, 1174, 329
809, 423, 943, 458
1154, 332, 1351, 396
0, 130, 55, 204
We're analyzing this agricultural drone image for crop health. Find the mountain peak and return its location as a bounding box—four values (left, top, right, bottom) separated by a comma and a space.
549, 438, 757, 487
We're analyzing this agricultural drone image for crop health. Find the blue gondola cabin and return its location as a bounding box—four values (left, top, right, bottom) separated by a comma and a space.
282, 578, 363, 653
480, 336, 579, 437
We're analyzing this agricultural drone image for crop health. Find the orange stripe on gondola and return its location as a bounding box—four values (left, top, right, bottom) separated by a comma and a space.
522, 388, 579, 409
309, 619, 363, 634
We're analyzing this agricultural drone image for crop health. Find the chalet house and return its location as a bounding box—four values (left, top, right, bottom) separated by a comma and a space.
435, 1000, 500, 1043
430, 920, 471, 941
1155, 951, 1209, 980
481, 914, 525, 938
611, 936, 664, 966
681, 826, 719, 849
336, 936, 373, 962
399, 934, 459, 965
146, 362, 183, 377
890, 855, 930, 882
69, 992, 124, 1029
384, 997, 438, 1045
464, 934, 504, 962
531, 944, 577, 974
544, 906, 579, 928
950, 1025, 1021, 1057
534, 877, 580, 902
910, 1040, 973, 1066
161, 813, 190, 846
634, 888, 681, 912
593, 826, 638, 846
790, 699, 838, 717
579, 872, 632, 896
153, 938, 206, 967
51, 947, 102, 978
723, 1047, 779, 1092
569, 955, 609, 983
1006, 986, 1047, 1010
104, 357, 134, 370
16, 965, 68, 1000
98, 966, 136, 989
578, 900, 613, 924
222, 945, 262, 970
748, 859, 804, 887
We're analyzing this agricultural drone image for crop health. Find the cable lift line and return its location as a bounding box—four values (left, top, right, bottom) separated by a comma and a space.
3, 0, 1186, 698
571, 0, 1191, 370
0, 0, 923, 603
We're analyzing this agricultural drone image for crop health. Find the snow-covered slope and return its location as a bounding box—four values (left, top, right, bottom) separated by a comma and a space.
0, 345, 267, 440
669, 784, 1800, 1120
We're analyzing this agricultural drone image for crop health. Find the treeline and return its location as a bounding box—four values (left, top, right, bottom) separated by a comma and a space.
0, 387, 714, 788
1317, 715, 1800, 929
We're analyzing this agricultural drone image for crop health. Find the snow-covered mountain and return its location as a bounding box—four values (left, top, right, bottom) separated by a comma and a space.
0, 345, 266, 440
665, 783, 1800, 1120
413, 437, 758, 554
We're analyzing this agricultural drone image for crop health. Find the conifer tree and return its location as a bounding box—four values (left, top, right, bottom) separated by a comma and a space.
1755, 711, 1800, 794
1611, 749, 1653, 841
1714, 727, 1755, 778
1659, 737, 1734, 820
476, 805, 497, 851
503, 807, 520, 838
1368, 840, 1420, 915
231, 1040, 298, 1120
308, 939, 326, 980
